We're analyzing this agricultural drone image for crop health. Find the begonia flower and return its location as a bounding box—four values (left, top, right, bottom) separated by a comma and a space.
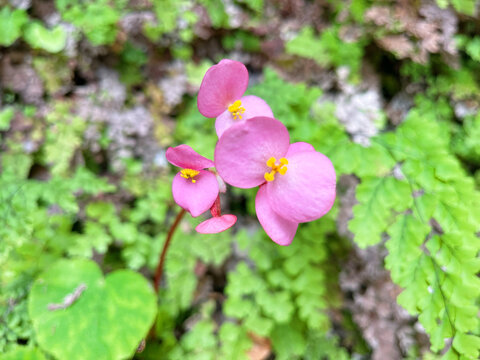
196, 196, 237, 234
166, 145, 219, 217
197, 59, 274, 137
214, 116, 336, 246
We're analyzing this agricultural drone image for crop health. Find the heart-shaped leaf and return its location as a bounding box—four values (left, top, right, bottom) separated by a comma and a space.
28, 259, 157, 360
24, 23, 66, 53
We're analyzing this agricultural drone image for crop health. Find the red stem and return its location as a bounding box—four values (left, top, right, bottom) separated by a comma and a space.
210, 196, 222, 217
154, 208, 186, 292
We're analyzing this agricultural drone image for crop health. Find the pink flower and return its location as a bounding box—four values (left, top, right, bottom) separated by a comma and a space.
166, 145, 219, 217
197, 59, 274, 137
196, 215, 237, 233
214, 117, 336, 246
195, 196, 237, 234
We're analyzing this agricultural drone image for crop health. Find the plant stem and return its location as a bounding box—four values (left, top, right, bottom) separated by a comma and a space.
153, 208, 186, 292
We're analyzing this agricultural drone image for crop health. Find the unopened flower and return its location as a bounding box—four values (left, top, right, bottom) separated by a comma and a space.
214, 117, 336, 245
197, 59, 273, 137
166, 145, 219, 217
195, 196, 237, 234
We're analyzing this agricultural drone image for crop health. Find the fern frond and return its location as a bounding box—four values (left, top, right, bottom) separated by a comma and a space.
349, 106, 480, 358
348, 176, 411, 248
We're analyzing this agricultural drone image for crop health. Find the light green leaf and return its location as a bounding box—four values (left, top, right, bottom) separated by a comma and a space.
0, 347, 46, 360
28, 259, 157, 360
385, 214, 430, 286
186, 60, 213, 87
0, 8, 28, 46
256, 290, 294, 323
286, 27, 330, 66
244, 311, 274, 337
247, 68, 322, 128
271, 323, 306, 360
24, 23, 66, 53
286, 26, 364, 80
450, 0, 476, 15
452, 333, 480, 359
0, 107, 15, 131
86, 202, 116, 225
349, 176, 411, 247
218, 323, 251, 360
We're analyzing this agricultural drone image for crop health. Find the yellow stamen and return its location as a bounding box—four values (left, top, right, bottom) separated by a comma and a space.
180, 168, 200, 183
265, 171, 275, 182
266, 157, 276, 167
264, 157, 288, 182
278, 167, 287, 175
228, 100, 246, 120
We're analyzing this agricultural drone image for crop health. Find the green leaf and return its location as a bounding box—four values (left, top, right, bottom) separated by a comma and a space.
452, 333, 480, 359
28, 259, 157, 360
349, 176, 411, 248
271, 323, 306, 360
186, 60, 213, 87
0, 8, 28, 46
68, 222, 112, 257
385, 214, 430, 287
452, 113, 480, 164
57, 1, 119, 45
286, 27, 330, 66
197, 0, 228, 28
465, 37, 480, 62
304, 333, 350, 360
286, 26, 364, 81
247, 68, 322, 129
24, 23, 66, 53
256, 289, 294, 323
0, 107, 15, 131
450, 0, 476, 15
42, 103, 86, 176
218, 323, 251, 360
243, 311, 274, 337
86, 202, 116, 225
0, 347, 46, 360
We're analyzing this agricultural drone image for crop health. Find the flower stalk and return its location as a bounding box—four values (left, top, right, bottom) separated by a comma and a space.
153, 208, 186, 292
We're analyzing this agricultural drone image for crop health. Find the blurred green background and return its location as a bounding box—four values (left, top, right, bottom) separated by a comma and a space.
1, 0, 480, 359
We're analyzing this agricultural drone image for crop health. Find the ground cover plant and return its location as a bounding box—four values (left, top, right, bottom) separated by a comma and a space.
0, 0, 479, 359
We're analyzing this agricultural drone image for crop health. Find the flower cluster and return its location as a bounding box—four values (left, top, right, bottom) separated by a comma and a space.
166, 59, 336, 245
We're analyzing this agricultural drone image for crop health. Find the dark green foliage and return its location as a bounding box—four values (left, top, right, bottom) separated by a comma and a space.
286, 27, 365, 82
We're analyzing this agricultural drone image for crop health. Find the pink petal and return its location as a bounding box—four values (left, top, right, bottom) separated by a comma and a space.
215, 116, 290, 189
286, 142, 315, 157
197, 59, 249, 118
166, 145, 214, 170
195, 214, 237, 234
215, 95, 274, 137
266, 150, 336, 223
256, 185, 298, 246
172, 170, 219, 217
215, 109, 235, 140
